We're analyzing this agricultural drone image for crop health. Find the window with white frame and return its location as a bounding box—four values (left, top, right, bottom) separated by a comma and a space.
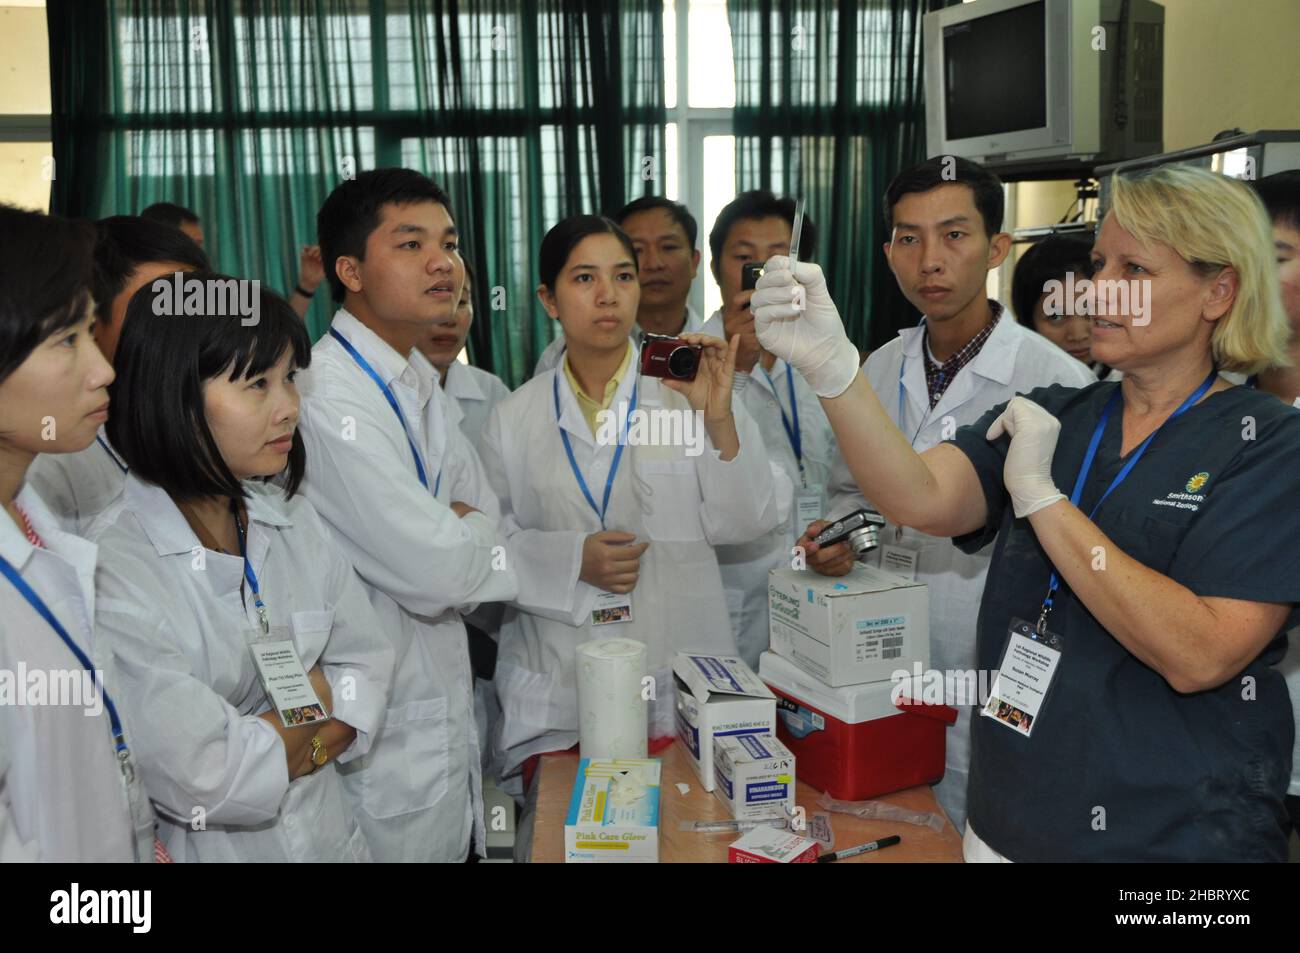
664, 0, 737, 321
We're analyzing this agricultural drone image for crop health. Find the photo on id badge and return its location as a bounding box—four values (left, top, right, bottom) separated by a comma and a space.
980, 618, 1063, 738
592, 591, 633, 625
248, 625, 331, 728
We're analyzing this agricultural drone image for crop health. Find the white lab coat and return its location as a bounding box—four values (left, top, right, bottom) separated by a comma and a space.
0, 483, 154, 862
443, 361, 512, 458
700, 310, 836, 668
297, 308, 519, 861
93, 475, 395, 862
479, 344, 785, 793
826, 310, 1097, 833
25, 429, 128, 537
441, 361, 513, 776
532, 305, 705, 377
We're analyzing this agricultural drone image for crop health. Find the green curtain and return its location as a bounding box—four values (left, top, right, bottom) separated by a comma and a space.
46, 0, 665, 387
728, 0, 956, 353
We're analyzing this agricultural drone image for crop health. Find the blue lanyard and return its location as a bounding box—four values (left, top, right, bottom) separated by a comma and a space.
232, 506, 270, 635
0, 552, 130, 760
761, 363, 803, 472
554, 373, 637, 530
97, 435, 128, 474
1038, 368, 1218, 632
329, 328, 442, 496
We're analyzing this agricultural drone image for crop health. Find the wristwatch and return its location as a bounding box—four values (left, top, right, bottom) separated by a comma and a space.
309, 736, 328, 770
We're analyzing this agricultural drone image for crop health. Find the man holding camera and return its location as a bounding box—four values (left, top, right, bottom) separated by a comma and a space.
798, 158, 1094, 832
701, 191, 840, 669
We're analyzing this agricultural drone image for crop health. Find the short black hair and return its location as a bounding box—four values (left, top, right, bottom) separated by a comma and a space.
92, 215, 210, 319
708, 190, 817, 275
616, 196, 699, 249
884, 156, 1004, 238
107, 272, 312, 500
0, 204, 96, 384
538, 215, 637, 290
1011, 234, 1095, 327
140, 202, 200, 228
317, 168, 455, 303
1251, 170, 1300, 233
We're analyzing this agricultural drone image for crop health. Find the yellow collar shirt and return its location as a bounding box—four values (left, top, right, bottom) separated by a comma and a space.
562, 341, 633, 436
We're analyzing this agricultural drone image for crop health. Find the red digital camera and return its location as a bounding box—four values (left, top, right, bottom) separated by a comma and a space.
638, 332, 702, 381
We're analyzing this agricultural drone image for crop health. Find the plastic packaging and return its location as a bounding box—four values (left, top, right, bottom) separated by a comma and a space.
807, 811, 835, 851
816, 792, 945, 832
678, 814, 789, 835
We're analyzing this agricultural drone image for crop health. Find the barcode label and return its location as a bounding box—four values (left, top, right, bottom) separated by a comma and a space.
881, 637, 905, 647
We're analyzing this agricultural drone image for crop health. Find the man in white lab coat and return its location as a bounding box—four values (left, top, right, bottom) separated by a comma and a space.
26, 216, 209, 536
800, 157, 1095, 833
298, 169, 519, 862
700, 190, 839, 667
417, 261, 512, 777
533, 196, 705, 376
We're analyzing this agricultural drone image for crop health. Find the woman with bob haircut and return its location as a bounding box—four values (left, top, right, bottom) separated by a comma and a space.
0, 204, 157, 861
752, 164, 1300, 861
93, 274, 394, 862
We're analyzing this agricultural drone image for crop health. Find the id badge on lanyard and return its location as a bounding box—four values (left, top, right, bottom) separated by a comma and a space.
983, 369, 1218, 739
556, 374, 639, 627
248, 629, 331, 728
763, 364, 823, 528
591, 590, 634, 625
0, 553, 156, 860
236, 515, 329, 729
981, 618, 1063, 738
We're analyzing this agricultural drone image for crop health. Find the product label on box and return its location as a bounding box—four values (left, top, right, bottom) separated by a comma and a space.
737, 734, 773, 759
746, 780, 789, 803
770, 587, 802, 625
777, 699, 826, 739
854, 614, 908, 661
688, 655, 744, 693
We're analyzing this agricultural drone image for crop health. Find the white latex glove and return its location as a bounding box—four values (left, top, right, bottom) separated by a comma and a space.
985, 397, 1066, 519
750, 256, 861, 399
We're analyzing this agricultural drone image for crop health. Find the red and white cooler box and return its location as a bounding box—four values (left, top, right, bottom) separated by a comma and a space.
758, 650, 956, 801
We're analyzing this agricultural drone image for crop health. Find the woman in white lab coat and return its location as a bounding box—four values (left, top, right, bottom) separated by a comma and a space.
93, 276, 395, 862
479, 215, 784, 806
0, 205, 156, 861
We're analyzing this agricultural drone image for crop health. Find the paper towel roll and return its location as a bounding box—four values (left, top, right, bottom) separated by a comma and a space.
576, 637, 649, 760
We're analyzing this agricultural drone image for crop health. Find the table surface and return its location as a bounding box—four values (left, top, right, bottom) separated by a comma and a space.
532, 740, 964, 863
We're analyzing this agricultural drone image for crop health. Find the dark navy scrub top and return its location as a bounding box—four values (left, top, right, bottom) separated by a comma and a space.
947, 380, 1300, 861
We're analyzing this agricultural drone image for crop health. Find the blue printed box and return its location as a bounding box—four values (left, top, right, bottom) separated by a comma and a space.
713, 734, 797, 820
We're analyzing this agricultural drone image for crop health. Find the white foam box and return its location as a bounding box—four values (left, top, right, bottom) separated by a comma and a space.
728, 826, 820, 864
713, 733, 797, 820
563, 758, 661, 863
673, 653, 777, 791
768, 564, 930, 688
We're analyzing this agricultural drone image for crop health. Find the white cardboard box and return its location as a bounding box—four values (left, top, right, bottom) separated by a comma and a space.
673, 653, 777, 791
728, 826, 820, 863
713, 734, 797, 820
563, 758, 661, 863
768, 564, 929, 688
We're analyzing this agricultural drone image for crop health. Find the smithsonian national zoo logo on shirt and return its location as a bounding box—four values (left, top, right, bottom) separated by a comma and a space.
1151, 471, 1211, 512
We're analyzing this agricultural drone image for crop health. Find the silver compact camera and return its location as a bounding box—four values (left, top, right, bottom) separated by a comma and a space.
811, 509, 886, 560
